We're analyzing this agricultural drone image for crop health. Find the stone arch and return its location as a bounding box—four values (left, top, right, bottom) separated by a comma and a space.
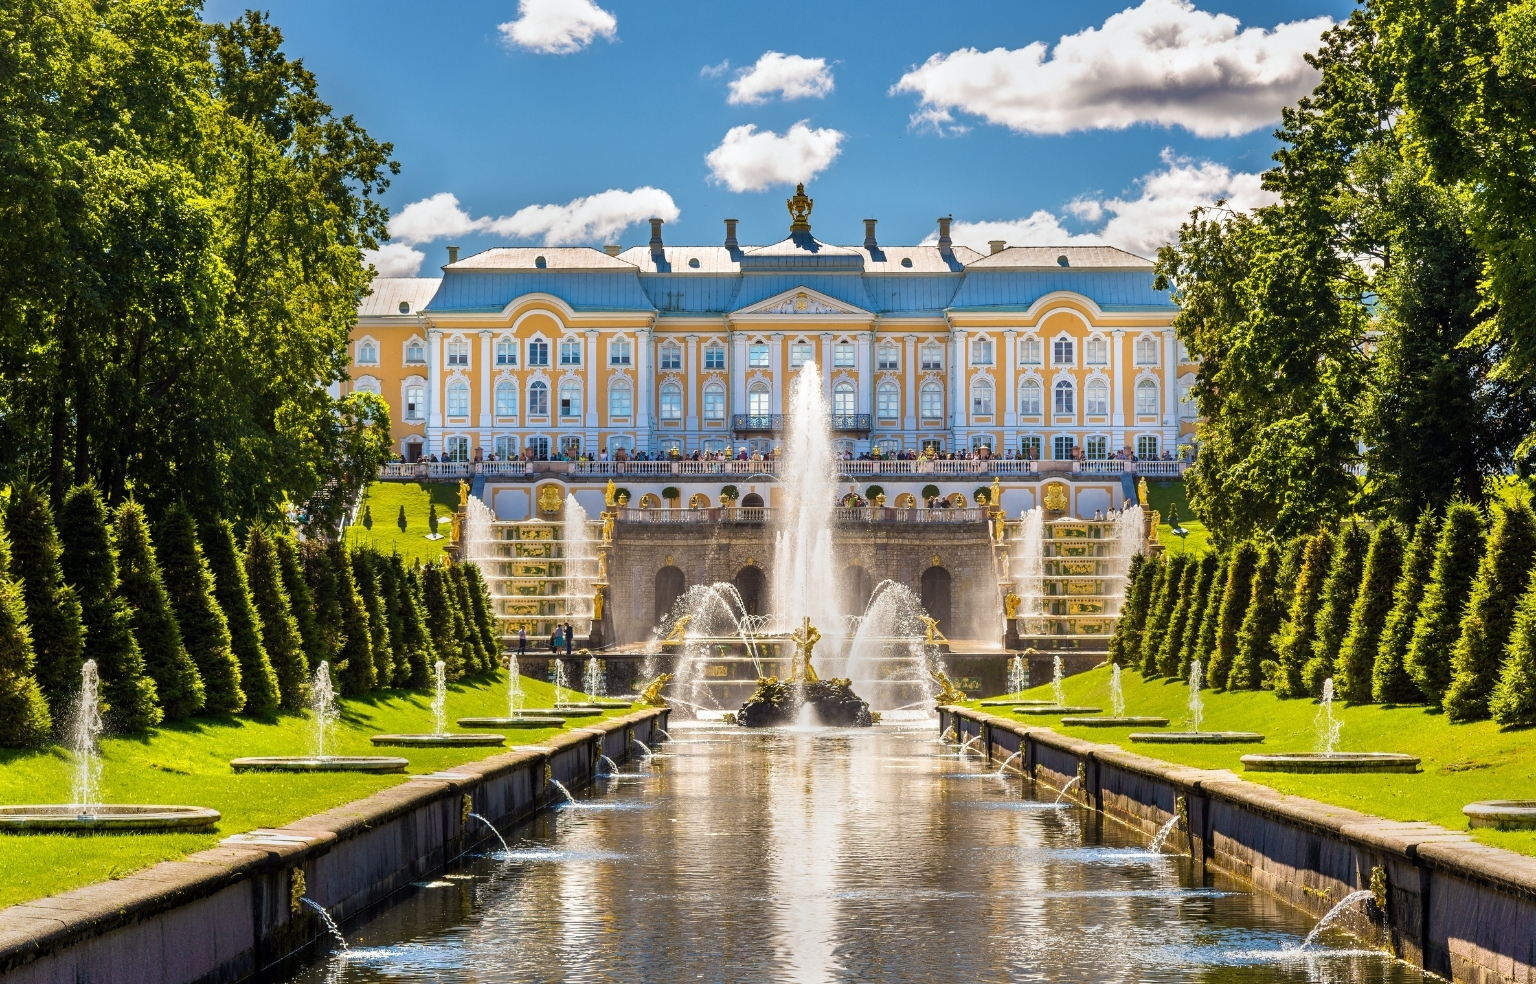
842, 565, 873, 616
740, 492, 765, 508
921, 566, 952, 634
733, 566, 765, 617
655, 566, 685, 624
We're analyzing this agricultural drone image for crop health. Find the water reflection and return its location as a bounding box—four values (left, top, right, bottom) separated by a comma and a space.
287, 723, 1427, 984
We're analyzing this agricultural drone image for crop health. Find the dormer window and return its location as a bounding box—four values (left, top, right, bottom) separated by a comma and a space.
397, 301, 410, 314
660, 342, 683, 370
534, 255, 547, 268
496, 337, 517, 366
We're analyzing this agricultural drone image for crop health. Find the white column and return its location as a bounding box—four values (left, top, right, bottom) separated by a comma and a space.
1111, 329, 1125, 452
585, 330, 599, 427
820, 333, 835, 405
731, 330, 748, 415
1003, 329, 1018, 427
770, 334, 784, 414
636, 327, 653, 451
950, 328, 967, 447
426, 328, 442, 455
904, 334, 917, 432
684, 334, 699, 433
1164, 329, 1178, 449
477, 331, 492, 433
857, 330, 873, 415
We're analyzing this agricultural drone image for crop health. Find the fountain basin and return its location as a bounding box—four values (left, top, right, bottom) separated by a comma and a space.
1464, 801, 1536, 830
458, 716, 567, 729
1241, 752, 1419, 774
230, 756, 409, 773
1012, 706, 1102, 716
560, 701, 632, 710
979, 700, 1054, 707
547, 707, 605, 718
1130, 732, 1264, 744
0, 805, 221, 832
1060, 716, 1169, 727
370, 734, 506, 747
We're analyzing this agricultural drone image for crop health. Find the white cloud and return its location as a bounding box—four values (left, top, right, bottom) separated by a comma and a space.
704, 122, 845, 193
388, 193, 484, 246
498, 0, 616, 54
700, 59, 730, 78
364, 242, 426, 278
726, 52, 834, 106
892, 0, 1331, 137
379, 187, 678, 250
938, 151, 1278, 257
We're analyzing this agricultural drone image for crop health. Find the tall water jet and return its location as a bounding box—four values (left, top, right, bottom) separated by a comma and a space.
1051, 654, 1065, 706
1187, 659, 1204, 733
842, 581, 939, 710
583, 656, 606, 698
68, 660, 103, 812
1110, 664, 1126, 718
551, 657, 571, 709
507, 653, 525, 714
1316, 677, 1341, 754
1008, 653, 1029, 696
1012, 508, 1046, 625
562, 494, 596, 636
430, 660, 448, 736
311, 661, 340, 758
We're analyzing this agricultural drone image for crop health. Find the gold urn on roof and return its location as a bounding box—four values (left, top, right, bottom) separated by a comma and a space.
787, 183, 813, 233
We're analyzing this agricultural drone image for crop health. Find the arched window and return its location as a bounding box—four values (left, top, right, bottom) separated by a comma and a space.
1019, 336, 1042, 365
1053, 379, 1075, 415
1136, 378, 1159, 416
446, 337, 469, 367
703, 381, 725, 422
747, 382, 770, 417
610, 379, 633, 419
528, 338, 549, 367
445, 380, 469, 418
357, 340, 378, 365
1086, 378, 1108, 416
876, 381, 899, 420
660, 342, 683, 370
1052, 337, 1074, 366
559, 378, 582, 418
920, 342, 943, 370
528, 380, 549, 417
970, 336, 993, 365
405, 340, 425, 364
920, 381, 944, 420
610, 337, 632, 366
1085, 336, 1107, 365
1179, 377, 1197, 420
496, 337, 517, 366
560, 337, 582, 366
1019, 379, 1042, 416
353, 376, 381, 396
660, 382, 683, 420
833, 380, 856, 416
495, 381, 517, 418
970, 377, 994, 416
703, 342, 725, 369
1136, 335, 1160, 365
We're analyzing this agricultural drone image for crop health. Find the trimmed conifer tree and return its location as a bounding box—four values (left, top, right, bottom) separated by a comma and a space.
1374, 512, 1439, 704
245, 527, 309, 711
396, 558, 434, 688
1273, 529, 1333, 699
1276, 534, 1310, 616
202, 521, 280, 716
1444, 501, 1536, 722
0, 512, 52, 746
114, 502, 204, 721
351, 549, 394, 686
1406, 502, 1486, 704
422, 561, 462, 678
331, 543, 376, 695
1182, 552, 1223, 677
1231, 542, 1283, 691
157, 506, 244, 714
449, 563, 486, 673
1108, 554, 1152, 667
303, 545, 343, 668
274, 531, 322, 676
5, 485, 85, 715
1158, 556, 1201, 678
1141, 555, 1187, 678
1133, 558, 1169, 676
465, 564, 499, 662
1490, 570, 1536, 726
1208, 541, 1259, 690
1336, 520, 1405, 704
58, 485, 161, 731
1303, 521, 1370, 697
376, 554, 408, 687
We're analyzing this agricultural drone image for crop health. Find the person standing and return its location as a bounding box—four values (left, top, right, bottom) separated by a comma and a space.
518, 627, 527, 656
551, 625, 561, 655
564, 621, 575, 657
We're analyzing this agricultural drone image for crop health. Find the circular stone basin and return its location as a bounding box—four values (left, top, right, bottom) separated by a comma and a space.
979, 700, 1054, 707
1241, 752, 1420, 774
458, 716, 567, 729
562, 701, 632, 709
1464, 801, 1536, 830
230, 756, 409, 773
1013, 706, 1103, 716
370, 733, 506, 747
0, 805, 221, 832
1060, 716, 1170, 728
1130, 731, 1264, 744
546, 707, 604, 718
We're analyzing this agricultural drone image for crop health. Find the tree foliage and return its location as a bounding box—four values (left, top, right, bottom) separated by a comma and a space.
245, 526, 308, 711
1444, 501, 1536, 721
1374, 512, 1439, 703
4, 486, 85, 713
1406, 502, 1486, 703
1108, 555, 1153, 667
0, 511, 52, 746
202, 519, 278, 715
157, 505, 243, 713
1304, 521, 1370, 696
1209, 542, 1259, 690
1232, 542, 1283, 691
1336, 519, 1405, 703
114, 501, 203, 720
1273, 529, 1334, 699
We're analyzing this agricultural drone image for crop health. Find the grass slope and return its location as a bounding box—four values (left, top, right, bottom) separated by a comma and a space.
344, 482, 460, 564
0, 672, 629, 909
967, 663, 1536, 857
1145, 480, 1211, 558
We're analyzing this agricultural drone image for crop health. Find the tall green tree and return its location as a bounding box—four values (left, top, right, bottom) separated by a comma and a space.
394, 558, 433, 688
1445, 502, 1536, 721
1184, 553, 1225, 675
1374, 512, 1439, 704
331, 543, 375, 694
1108, 555, 1153, 667
421, 562, 461, 679
1273, 529, 1334, 699
1336, 519, 1405, 703
1232, 543, 1284, 691
202, 520, 279, 715
114, 502, 203, 721
1303, 522, 1370, 696
1141, 555, 1187, 678
157, 505, 244, 713
302, 544, 343, 668
0, 511, 52, 746
1209, 542, 1259, 689
245, 527, 308, 711
57, 485, 160, 730
376, 552, 408, 688
4, 485, 85, 713
465, 564, 499, 663
1491, 570, 1536, 726
1406, 502, 1487, 703
1158, 558, 1202, 678
350, 549, 393, 686
273, 530, 321, 673
449, 563, 485, 674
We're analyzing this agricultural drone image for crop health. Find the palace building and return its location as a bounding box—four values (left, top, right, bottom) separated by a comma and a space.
348, 187, 1196, 465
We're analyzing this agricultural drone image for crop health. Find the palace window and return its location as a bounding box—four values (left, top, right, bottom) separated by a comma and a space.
1135, 378, 1159, 416
405, 385, 425, 421
1179, 379, 1197, 420
834, 341, 856, 367
704, 342, 725, 369
528, 380, 549, 417
405, 340, 425, 364
446, 337, 469, 367
610, 379, 632, 419
1019, 435, 1042, 460
748, 382, 770, 416
1019, 379, 1042, 416
494, 436, 517, 460
749, 343, 770, 368
877, 343, 899, 370
561, 436, 581, 455
560, 337, 582, 366
1053, 436, 1076, 460
1019, 336, 1042, 365
1085, 435, 1108, 459
970, 337, 993, 365
610, 337, 632, 366
496, 337, 517, 366
921, 343, 943, 370
970, 377, 994, 416
703, 382, 726, 422
1086, 378, 1108, 416
833, 380, 856, 416
1085, 336, 1107, 365
495, 381, 517, 418
608, 435, 634, 454
445, 380, 469, 418
353, 377, 380, 396
876, 381, 899, 421
659, 382, 683, 421
1052, 338, 1074, 366
357, 340, 378, 365
920, 381, 944, 421
1054, 379, 1075, 415
790, 342, 814, 368
1136, 335, 1160, 365
1137, 435, 1159, 458
559, 379, 582, 418
528, 339, 549, 367
445, 436, 469, 462
527, 437, 550, 458
660, 342, 683, 370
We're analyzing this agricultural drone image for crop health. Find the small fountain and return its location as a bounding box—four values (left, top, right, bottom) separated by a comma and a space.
583, 656, 606, 698
459, 653, 579, 729
1062, 663, 1170, 727
1130, 659, 1264, 744
978, 651, 1051, 707
234, 661, 410, 772
468, 812, 511, 856
1, 661, 223, 830
1242, 678, 1419, 773
1053, 775, 1081, 803
1147, 814, 1181, 852
373, 661, 507, 747
301, 897, 349, 950
1291, 890, 1377, 951
993, 750, 1024, 777
1013, 654, 1101, 716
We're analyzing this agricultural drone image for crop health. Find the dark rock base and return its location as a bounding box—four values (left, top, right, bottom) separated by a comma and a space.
735, 678, 873, 728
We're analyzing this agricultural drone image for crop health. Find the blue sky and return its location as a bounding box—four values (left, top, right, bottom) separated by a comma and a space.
204, 0, 1353, 274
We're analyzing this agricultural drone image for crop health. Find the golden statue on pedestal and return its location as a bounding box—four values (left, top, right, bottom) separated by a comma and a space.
592, 589, 604, 621
1137, 476, 1149, 507
602, 511, 615, 542
458, 479, 469, 508
663, 614, 691, 644
597, 551, 607, 580
638, 673, 672, 707
790, 617, 821, 682
1004, 590, 1022, 620
990, 475, 1002, 509
605, 479, 617, 507
930, 670, 967, 705
919, 615, 949, 646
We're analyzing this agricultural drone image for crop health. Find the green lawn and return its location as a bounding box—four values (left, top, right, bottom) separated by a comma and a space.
343, 481, 461, 563
967, 663, 1536, 857
0, 671, 631, 909
1145, 479, 1212, 558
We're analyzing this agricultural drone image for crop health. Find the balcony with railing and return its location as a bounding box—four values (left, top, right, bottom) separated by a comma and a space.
615, 505, 990, 524
1071, 460, 1191, 477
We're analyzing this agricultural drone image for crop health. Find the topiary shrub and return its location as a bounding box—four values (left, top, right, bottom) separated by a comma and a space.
973, 486, 991, 506
1273, 529, 1333, 698
866, 485, 886, 502
1208, 541, 1259, 690
1336, 520, 1405, 704
614, 488, 632, 506
397, 505, 408, 533
245, 526, 309, 711
203, 520, 279, 716
392, 556, 434, 688
1374, 512, 1439, 704
464, 564, 499, 662
274, 531, 322, 677
1158, 557, 1202, 678
362, 505, 373, 530
0, 510, 52, 747
1445, 501, 1536, 721
1182, 553, 1223, 677
1107, 554, 1152, 667
449, 563, 486, 673
351, 549, 394, 686
921, 484, 940, 503
1141, 555, 1188, 677
331, 543, 375, 694
1232, 542, 1284, 691
422, 562, 461, 677
158, 506, 244, 714
1491, 569, 1536, 726
5, 485, 85, 716
1406, 502, 1486, 704
662, 486, 681, 504
1303, 521, 1370, 697
115, 502, 204, 721
719, 485, 740, 504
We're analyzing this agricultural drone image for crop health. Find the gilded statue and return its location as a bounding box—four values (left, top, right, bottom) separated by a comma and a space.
602, 511, 615, 542
1137, 477, 1149, 507
458, 479, 469, 508
537, 485, 562, 515
994, 513, 1006, 542
919, 615, 949, 646
663, 614, 691, 644
596, 551, 607, 580
1043, 481, 1069, 513
638, 673, 672, 707
790, 617, 821, 682
1004, 590, 1022, 620
990, 476, 1002, 510
605, 479, 617, 508
592, 590, 604, 621
930, 671, 967, 705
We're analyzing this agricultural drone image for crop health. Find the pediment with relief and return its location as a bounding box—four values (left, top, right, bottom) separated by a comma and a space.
737, 286, 867, 317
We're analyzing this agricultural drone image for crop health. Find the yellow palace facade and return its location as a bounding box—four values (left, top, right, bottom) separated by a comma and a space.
347, 191, 1195, 462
